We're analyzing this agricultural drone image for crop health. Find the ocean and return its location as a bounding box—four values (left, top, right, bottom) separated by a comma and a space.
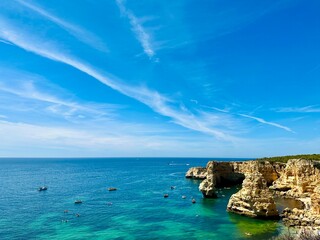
0, 158, 284, 240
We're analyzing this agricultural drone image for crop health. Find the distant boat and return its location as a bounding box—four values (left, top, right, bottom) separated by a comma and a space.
192, 198, 196, 204
164, 194, 169, 198
38, 186, 48, 191
168, 163, 190, 166
74, 200, 82, 204
108, 187, 117, 191
38, 178, 47, 191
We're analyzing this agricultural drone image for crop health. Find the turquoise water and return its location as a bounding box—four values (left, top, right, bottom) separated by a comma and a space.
0, 158, 283, 240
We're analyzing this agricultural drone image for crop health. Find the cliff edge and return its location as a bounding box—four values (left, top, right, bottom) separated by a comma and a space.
186, 158, 320, 228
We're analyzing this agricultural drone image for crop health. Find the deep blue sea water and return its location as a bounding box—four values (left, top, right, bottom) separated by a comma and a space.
0, 158, 284, 240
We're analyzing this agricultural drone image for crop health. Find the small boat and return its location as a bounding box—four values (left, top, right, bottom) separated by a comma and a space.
74, 200, 82, 204
192, 198, 196, 204
164, 194, 169, 198
38, 178, 48, 191
108, 187, 117, 191
170, 186, 175, 190
38, 186, 48, 191
182, 195, 187, 199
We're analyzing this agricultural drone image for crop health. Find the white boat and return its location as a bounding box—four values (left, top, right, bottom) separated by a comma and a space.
38, 186, 48, 191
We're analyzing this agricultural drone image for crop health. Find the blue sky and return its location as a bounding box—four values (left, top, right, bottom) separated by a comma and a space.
0, 0, 319, 157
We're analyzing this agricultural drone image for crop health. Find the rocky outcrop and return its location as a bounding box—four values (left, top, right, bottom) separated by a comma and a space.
270, 159, 320, 228
271, 159, 320, 198
186, 158, 320, 226
199, 175, 217, 198
282, 185, 320, 228
185, 167, 207, 179
311, 186, 320, 215
198, 160, 279, 198
227, 172, 279, 218
282, 208, 320, 227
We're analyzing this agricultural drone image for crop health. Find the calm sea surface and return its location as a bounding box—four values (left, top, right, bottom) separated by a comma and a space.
0, 158, 284, 240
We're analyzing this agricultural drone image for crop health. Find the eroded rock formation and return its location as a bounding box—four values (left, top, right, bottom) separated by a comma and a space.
186, 158, 320, 227
199, 175, 217, 198
271, 159, 320, 198
197, 160, 279, 198
185, 167, 207, 179
282, 208, 320, 227
227, 172, 279, 218
311, 186, 320, 215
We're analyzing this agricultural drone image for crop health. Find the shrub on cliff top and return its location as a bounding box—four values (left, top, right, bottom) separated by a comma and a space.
257, 154, 320, 163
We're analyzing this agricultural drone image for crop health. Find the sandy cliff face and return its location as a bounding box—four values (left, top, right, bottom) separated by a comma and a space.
198, 161, 245, 198
198, 160, 279, 198
277, 160, 320, 228
311, 186, 320, 215
186, 158, 320, 226
199, 175, 217, 198
271, 159, 320, 198
227, 172, 279, 218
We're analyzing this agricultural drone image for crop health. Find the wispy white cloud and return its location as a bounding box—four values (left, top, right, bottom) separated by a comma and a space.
0, 119, 156, 153
1, 118, 319, 158
0, 119, 235, 157
190, 99, 198, 104
197, 103, 295, 134
16, 0, 108, 52
201, 104, 230, 113
116, 0, 155, 58
0, 70, 121, 121
0, 17, 235, 140
239, 114, 294, 133
275, 105, 320, 113
0, 39, 13, 45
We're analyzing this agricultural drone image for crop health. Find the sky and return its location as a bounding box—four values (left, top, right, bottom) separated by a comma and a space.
0, 0, 319, 158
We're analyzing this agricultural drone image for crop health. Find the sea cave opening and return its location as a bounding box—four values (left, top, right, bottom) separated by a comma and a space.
215, 172, 246, 188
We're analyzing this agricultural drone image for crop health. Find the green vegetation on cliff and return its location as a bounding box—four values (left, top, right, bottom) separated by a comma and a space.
257, 154, 320, 163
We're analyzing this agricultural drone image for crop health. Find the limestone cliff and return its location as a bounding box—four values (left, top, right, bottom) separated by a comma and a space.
186, 158, 320, 227
199, 175, 217, 198
227, 172, 279, 218
198, 160, 279, 198
311, 186, 320, 215
271, 159, 320, 198
185, 167, 207, 179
